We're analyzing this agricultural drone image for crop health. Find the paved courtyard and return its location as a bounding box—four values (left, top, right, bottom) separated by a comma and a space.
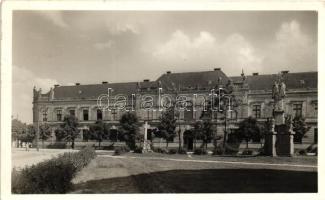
12, 148, 78, 169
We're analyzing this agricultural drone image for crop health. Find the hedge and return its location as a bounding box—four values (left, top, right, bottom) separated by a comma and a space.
193, 148, 208, 155
12, 146, 96, 194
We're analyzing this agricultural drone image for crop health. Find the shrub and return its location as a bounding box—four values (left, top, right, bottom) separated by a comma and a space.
257, 147, 265, 156
114, 148, 121, 155
133, 146, 143, 154
12, 147, 96, 194
242, 149, 254, 155
159, 148, 168, 154
153, 147, 168, 154
224, 143, 240, 155
193, 148, 207, 155
168, 149, 177, 154
298, 149, 307, 156
46, 142, 67, 149
177, 148, 187, 154
113, 146, 130, 155
212, 145, 224, 155
103, 144, 115, 150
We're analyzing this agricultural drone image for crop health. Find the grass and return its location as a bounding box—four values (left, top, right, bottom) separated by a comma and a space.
70, 154, 317, 193
72, 168, 317, 193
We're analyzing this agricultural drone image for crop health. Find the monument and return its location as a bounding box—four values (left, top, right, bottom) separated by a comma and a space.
264, 74, 294, 156
142, 121, 152, 152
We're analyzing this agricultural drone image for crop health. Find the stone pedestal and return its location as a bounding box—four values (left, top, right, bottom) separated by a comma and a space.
142, 121, 152, 153
273, 110, 294, 156
274, 110, 285, 125
264, 118, 277, 157
264, 132, 277, 156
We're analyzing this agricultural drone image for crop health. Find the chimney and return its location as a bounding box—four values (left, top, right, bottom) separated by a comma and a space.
143, 79, 150, 82
214, 68, 221, 71
166, 71, 171, 74
54, 84, 60, 87
281, 70, 289, 74
252, 73, 259, 76
75, 83, 80, 86
102, 81, 108, 84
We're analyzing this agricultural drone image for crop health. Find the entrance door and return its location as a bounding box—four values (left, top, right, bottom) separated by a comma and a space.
187, 137, 193, 151
147, 129, 153, 141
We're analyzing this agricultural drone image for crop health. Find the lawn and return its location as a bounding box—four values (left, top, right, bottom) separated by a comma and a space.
70, 153, 317, 193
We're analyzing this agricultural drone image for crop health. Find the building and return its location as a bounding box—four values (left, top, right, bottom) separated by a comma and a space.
32, 68, 318, 146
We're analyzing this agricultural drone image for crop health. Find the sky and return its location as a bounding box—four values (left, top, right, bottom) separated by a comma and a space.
12, 11, 317, 123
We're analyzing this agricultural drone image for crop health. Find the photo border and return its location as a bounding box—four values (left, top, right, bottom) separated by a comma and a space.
1, 1, 325, 200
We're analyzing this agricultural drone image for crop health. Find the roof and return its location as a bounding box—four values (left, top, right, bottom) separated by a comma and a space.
53, 82, 138, 99
156, 70, 230, 91
230, 72, 317, 90
50, 70, 317, 100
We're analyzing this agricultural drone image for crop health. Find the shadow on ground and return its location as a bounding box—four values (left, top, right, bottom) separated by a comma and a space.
71, 168, 317, 193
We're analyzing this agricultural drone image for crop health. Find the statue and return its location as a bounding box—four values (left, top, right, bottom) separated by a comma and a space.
272, 79, 286, 111
33, 86, 41, 101
279, 81, 286, 98
272, 81, 280, 101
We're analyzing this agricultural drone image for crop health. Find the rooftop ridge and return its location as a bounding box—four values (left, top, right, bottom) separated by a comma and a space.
230, 71, 317, 78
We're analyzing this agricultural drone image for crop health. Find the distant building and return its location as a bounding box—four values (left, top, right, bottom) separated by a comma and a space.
32, 68, 317, 146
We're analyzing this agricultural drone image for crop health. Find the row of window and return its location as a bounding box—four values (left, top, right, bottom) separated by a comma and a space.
42, 102, 316, 122
43, 109, 105, 122
251, 103, 316, 119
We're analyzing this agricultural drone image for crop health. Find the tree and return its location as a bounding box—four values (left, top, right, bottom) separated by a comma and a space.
89, 120, 110, 147
54, 128, 65, 142
192, 121, 203, 149
157, 108, 177, 149
258, 118, 272, 147
119, 112, 139, 150
12, 119, 28, 147
39, 123, 52, 148
200, 81, 241, 150
236, 117, 261, 149
201, 120, 214, 150
192, 120, 214, 150
55, 115, 80, 149
15, 125, 36, 149
292, 116, 310, 144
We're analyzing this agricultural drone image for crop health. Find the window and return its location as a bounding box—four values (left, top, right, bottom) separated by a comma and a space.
229, 110, 237, 120
293, 103, 302, 117
69, 109, 75, 116
314, 101, 318, 111
97, 109, 103, 120
56, 110, 62, 121
145, 109, 153, 120
83, 109, 89, 121
111, 109, 117, 121
252, 105, 261, 118
42, 110, 48, 122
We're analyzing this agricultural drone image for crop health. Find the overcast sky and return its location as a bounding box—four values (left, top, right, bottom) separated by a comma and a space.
12, 11, 317, 123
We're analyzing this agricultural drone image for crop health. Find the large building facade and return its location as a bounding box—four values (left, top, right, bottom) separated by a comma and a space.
32, 68, 318, 145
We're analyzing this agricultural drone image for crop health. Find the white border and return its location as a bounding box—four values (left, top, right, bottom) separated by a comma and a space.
1, 1, 325, 200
